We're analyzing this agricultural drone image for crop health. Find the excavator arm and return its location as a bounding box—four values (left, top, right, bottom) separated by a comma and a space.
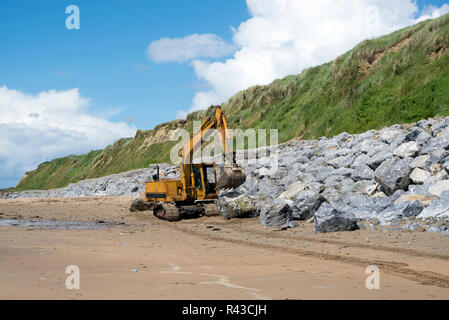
179, 106, 246, 192
181, 106, 232, 164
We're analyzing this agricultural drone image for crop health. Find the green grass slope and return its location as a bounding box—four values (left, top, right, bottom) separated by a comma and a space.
16, 14, 449, 191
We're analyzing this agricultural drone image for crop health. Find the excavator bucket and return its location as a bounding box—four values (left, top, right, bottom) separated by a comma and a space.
217, 164, 247, 189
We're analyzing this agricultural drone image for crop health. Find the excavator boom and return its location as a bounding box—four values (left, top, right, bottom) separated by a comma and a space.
180, 106, 246, 190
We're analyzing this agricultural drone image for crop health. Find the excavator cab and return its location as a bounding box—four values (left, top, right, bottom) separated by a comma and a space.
189, 163, 217, 201
192, 164, 217, 199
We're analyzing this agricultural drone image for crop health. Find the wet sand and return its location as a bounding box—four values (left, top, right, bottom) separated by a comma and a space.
0, 196, 449, 300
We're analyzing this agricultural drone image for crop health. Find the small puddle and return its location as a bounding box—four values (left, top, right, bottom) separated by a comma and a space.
0, 219, 117, 230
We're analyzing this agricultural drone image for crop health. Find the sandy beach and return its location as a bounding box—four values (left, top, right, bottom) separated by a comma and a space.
1, 196, 449, 300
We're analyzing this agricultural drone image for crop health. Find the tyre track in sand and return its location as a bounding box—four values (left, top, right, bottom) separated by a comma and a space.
216, 222, 449, 261
166, 221, 449, 289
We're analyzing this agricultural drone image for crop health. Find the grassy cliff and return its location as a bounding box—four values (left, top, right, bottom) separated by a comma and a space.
16, 14, 449, 191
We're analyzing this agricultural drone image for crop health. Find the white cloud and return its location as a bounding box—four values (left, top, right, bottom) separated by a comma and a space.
171, 0, 449, 116
0, 86, 136, 188
147, 33, 236, 63
175, 110, 189, 120
416, 3, 449, 23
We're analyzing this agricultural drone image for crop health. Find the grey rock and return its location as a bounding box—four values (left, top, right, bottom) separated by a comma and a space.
217, 192, 259, 219
327, 155, 354, 169
428, 226, 445, 233
377, 209, 404, 225
418, 197, 449, 219
260, 200, 293, 227
379, 129, 403, 144
367, 152, 393, 170
389, 133, 407, 151
337, 179, 357, 196
375, 157, 411, 196
403, 127, 421, 141
314, 203, 359, 233
415, 131, 432, 146
431, 118, 449, 136
321, 187, 341, 202
408, 184, 429, 194
390, 189, 407, 201
428, 180, 449, 197
340, 194, 391, 221
333, 167, 355, 178
351, 164, 375, 181
257, 182, 284, 198
353, 180, 374, 194
292, 191, 326, 220
312, 166, 336, 183
295, 156, 310, 164
360, 140, 389, 156
428, 149, 449, 164
409, 155, 431, 170
420, 138, 449, 155
393, 142, 420, 158
410, 168, 431, 185
394, 200, 424, 217
351, 154, 372, 169
324, 175, 345, 188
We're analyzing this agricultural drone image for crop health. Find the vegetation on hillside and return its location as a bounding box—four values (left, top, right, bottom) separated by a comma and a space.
16, 14, 449, 191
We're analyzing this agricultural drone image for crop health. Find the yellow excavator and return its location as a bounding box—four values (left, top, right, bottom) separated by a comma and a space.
145, 106, 246, 221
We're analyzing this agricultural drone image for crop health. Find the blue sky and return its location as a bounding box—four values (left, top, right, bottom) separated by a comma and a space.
0, 0, 446, 129
0, 0, 249, 129
0, 0, 448, 188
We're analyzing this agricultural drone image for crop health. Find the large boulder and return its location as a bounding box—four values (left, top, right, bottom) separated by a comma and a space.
374, 157, 411, 196
409, 155, 431, 170
292, 190, 326, 220
393, 142, 420, 158
415, 131, 432, 146
394, 200, 424, 218
428, 180, 449, 197
420, 138, 449, 155
338, 194, 391, 221
418, 193, 449, 219
129, 193, 154, 212
379, 128, 403, 144
410, 168, 431, 185
351, 164, 374, 181
314, 203, 359, 233
217, 192, 259, 219
260, 200, 293, 227
351, 154, 371, 168
366, 152, 393, 170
